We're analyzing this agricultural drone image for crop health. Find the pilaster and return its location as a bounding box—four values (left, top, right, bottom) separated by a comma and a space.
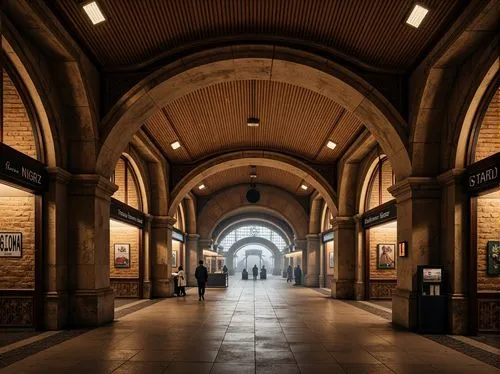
142, 214, 153, 299
331, 216, 356, 299
151, 215, 176, 297
353, 214, 365, 300
304, 233, 321, 287
185, 233, 200, 286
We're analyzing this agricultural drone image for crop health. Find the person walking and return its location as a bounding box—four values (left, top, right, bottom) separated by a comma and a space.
252, 264, 258, 280
195, 260, 208, 301
177, 265, 187, 296
287, 265, 293, 283
294, 264, 302, 285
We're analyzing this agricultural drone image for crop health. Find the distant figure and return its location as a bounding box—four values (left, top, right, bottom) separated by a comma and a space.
287, 265, 293, 283
260, 265, 267, 279
242, 268, 248, 280
294, 265, 302, 285
223, 265, 228, 274
177, 265, 187, 296
195, 260, 208, 301
252, 265, 258, 280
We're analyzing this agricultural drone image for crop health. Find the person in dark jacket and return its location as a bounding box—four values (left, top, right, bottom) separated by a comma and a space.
195, 260, 208, 301
294, 265, 302, 285
252, 264, 258, 280
287, 265, 293, 283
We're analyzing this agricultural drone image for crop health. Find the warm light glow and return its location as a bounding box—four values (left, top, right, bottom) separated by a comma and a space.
327, 141, 337, 150
198, 184, 206, 190
82, 1, 106, 25
300, 184, 308, 191
406, 4, 429, 28
170, 141, 181, 150
247, 117, 260, 127
110, 218, 136, 229
0, 183, 31, 197
285, 250, 303, 258
250, 173, 257, 179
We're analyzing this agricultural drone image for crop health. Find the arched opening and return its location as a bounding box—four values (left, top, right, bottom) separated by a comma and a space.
172, 203, 186, 272
320, 203, 335, 289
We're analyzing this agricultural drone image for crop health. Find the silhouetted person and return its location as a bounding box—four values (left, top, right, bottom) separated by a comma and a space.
223, 265, 228, 274
252, 265, 258, 280
177, 265, 187, 296
287, 265, 293, 283
195, 260, 208, 301
294, 265, 302, 285
260, 265, 267, 279
242, 268, 248, 279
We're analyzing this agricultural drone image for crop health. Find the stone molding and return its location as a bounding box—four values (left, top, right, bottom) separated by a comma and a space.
436, 168, 466, 187
331, 216, 355, 230
185, 233, 200, 242
151, 215, 176, 229
388, 177, 441, 203
199, 238, 212, 248
69, 174, 118, 199
47, 167, 72, 184
294, 238, 307, 250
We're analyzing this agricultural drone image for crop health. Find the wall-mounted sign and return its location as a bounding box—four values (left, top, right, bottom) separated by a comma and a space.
0, 143, 48, 193
322, 230, 334, 243
466, 152, 499, 194
114, 243, 130, 268
0, 232, 22, 257
172, 229, 184, 242
110, 198, 145, 228
398, 241, 408, 257
362, 200, 397, 228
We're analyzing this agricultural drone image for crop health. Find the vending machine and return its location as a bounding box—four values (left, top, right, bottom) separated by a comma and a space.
417, 265, 446, 333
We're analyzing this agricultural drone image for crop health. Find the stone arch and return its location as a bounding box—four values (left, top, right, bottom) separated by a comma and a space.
168, 151, 337, 217
183, 195, 197, 234
309, 196, 324, 234
320, 202, 333, 232
97, 46, 411, 180
175, 202, 186, 231
357, 153, 385, 214
213, 215, 294, 246
121, 152, 149, 213
198, 185, 308, 240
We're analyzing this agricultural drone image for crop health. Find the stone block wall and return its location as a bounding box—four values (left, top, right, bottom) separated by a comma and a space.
368, 222, 397, 280
475, 88, 499, 162
109, 223, 140, 278
476, 195, 500, 292
0, 194, 35, 289
2, 72, 37, 159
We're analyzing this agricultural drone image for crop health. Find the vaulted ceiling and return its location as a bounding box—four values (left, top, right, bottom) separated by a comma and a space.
143, 80, 363, 164
193, 165, 314, 197
50, 0, 466, 71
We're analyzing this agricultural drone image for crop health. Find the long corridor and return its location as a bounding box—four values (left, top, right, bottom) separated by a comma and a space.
1, 277, 497, 374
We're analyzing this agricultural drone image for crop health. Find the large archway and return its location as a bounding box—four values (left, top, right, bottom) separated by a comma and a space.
97, 47, 411, 181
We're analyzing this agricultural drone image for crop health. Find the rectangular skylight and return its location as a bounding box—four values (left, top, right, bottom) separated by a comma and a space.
170, 141, 181, 150
83, 1, 106, 25
198, 184, 206, 190
326, 141, 337, 150
300, 184, 308, 191
406, 4, 429, 28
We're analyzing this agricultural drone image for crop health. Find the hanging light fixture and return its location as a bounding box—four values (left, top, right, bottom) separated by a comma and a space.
246, 165, 260, 203
247, 81, 260, 127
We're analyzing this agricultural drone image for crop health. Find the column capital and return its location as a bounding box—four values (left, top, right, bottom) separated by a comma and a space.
151, 215, 176, 228
437, 168, 465, 187
199, 238, 212, 248
294, 238, 307, 249
47, 167, 72, 184
388, 177, 440, 203
69, 174, 118, 199
305, 233, 321, 240
186, 233, 200, 241
332, 216, 355, 230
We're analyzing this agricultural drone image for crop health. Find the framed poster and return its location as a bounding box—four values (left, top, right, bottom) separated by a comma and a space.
114, 243, 130, 268
329, 251, 334, 268
377, 244, 395, 269
0, 232, 22, 258
172, 250, 178, 268
487, 241, 500, 276
423, 268, 442, 282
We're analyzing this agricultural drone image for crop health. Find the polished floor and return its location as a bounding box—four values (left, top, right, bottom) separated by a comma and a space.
1, 276, 498, 374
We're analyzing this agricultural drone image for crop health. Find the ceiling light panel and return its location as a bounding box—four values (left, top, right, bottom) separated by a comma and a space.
170, 141, 181, 150
327, 141, 337, 150
300, 184, 308, 191
82, 1, 106, 25
406, 4, 429, 28
198, 184, 206, 190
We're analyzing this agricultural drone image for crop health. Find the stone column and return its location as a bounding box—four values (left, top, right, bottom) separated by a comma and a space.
353, 214, 365, 300
68, 174, 117, 326
319, 242, 325, 288
185, 233, 200, 286
226, 252, 234, 275
331, 216, 355, 299
304, 234, 321, 287
438, 169, 468, 334
388, 178, 441, 330
44, 167, 71, 330
151, 216, 175, 297
142, 214, 153, 298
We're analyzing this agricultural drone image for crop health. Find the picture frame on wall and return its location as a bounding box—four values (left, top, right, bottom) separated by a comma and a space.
114, 243, 130, 268
377, 243, 396, 269
487, 241, 500, 276
329, 251, 334, 268
398, 241, 408, 257
172, 250, 178, 268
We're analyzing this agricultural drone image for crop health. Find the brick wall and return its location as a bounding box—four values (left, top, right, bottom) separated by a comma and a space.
475, 88, 499, 162
3, 71, 37, 159
368, 160, 394, 211
0, 195, 35, 289
112, 157, 140, 210
368, 222, 397, 280
109, 223, 140, 278
477, 195, 500, 292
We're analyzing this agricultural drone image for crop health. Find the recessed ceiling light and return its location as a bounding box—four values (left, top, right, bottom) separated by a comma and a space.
82, 1, 106, 25
406, 4, 429, 28
247, 117, 260, 127
198, 184, 206, 190
300, 184, 308, 191
170, 141, 181, 150
250, 173, 257, 179
326, 141, 337, 150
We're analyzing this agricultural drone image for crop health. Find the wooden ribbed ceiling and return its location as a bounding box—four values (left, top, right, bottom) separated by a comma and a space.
50, 0, 465, 70
144, 80, 363, 164
194, 166, 313, 197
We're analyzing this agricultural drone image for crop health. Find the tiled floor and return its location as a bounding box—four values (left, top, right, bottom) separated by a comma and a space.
1, 276, 498, 373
